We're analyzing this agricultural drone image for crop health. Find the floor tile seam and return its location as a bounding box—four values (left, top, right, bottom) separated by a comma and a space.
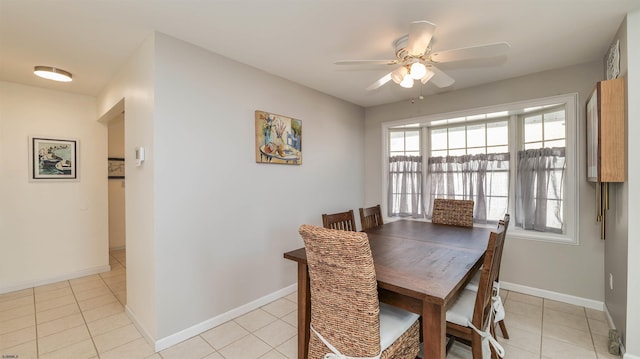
0, 326, 36, 352
585, 311, 602, 354
34, 303, 81, 326
0, 291, 34, 303
541, 320, 592, 334
67, 277, 101, 359
0, 311, 36, 328
36, 321, 87, 340
33, 282, 72, 295
89, 319, 136, 340
36, 323, 92, 355
215, 332, 273, 358
0, 297, 38, 312
34, 295, 78, 313
95, 333, 144, 355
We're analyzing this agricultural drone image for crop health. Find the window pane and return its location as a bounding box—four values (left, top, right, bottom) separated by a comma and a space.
545, 139, 565, 148
405, 131, 420, 151
467, 147, 486, 155
448, 126, 466, 149
524, 115, 543, 143
467, 124, 486, 148
524, 142, 543, 150
431, 150, 447, 157
431, 128, 447, 150
544, 111, 565, 140
487, 145, 508, 153
405, 151, 420, 156
487, 121, 508, 146
390, 132, 405, 152
448, 148, 465, 156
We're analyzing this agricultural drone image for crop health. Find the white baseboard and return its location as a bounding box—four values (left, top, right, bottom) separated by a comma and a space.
0, 265, 111, 294
153, 283, 297, 352
125, 305, 156, 349
500, 281, 604, 310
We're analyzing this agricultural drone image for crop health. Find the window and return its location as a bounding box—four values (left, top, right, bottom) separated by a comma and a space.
388, 129, 423, 218
427, 120, 510, 223
383, 94, 578, 244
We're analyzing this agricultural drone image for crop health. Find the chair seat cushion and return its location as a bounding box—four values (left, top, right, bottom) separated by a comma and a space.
379, 302, 420, 351
446, 289, 477, 327
465, 271, 481, 292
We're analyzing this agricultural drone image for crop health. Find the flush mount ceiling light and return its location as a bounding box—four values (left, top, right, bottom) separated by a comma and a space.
34, 66, 72, 82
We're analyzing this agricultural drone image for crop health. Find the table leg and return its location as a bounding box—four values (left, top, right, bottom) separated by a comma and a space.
297, 262, 311, 359
422, 301, 446, 359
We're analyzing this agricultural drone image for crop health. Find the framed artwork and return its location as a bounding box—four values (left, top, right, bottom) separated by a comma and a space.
255, 110, 302, 165
108, 158, 125, 179
30, 137, 78, 181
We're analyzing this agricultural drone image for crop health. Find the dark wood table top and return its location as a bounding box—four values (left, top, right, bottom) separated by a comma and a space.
284, 220, 491, 305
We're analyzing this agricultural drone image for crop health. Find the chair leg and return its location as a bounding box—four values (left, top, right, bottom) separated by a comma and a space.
498, 319, 509, 339
445, 336, 456, 354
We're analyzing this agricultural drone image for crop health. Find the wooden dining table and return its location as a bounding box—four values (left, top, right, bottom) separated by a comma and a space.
283, 219, 492, 359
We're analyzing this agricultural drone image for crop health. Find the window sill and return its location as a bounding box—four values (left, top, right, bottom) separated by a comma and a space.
387, 216, 577, 245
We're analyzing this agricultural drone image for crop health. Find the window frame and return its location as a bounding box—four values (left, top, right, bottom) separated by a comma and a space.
381, 93, 579, 245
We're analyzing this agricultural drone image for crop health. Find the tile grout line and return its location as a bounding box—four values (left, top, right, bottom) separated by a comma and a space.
31, 287, 40, 359
67, 278, 101, 358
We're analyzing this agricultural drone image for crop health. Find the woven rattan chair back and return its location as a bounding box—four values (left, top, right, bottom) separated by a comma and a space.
431, 198, 474, 227
359, 204, 384, 231
322, 210, 357, 231
299, 224, 381, 358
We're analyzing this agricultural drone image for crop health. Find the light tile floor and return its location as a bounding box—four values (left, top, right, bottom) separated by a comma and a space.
0, 249, 621, 358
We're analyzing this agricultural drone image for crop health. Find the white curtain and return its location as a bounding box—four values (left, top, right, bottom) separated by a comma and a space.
425, 153, 510, 223
515, 147, 565, 233
388, 155, 424, 218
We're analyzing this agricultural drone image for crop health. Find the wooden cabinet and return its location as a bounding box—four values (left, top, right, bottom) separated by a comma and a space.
586, 77, 625, 182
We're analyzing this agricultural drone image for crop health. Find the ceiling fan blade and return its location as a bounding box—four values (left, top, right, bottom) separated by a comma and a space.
335, 60, 399, 66
428, 66, 455, 88
405, 21, 437, 56
429, 42, 510, 63
366, 72, 392, 91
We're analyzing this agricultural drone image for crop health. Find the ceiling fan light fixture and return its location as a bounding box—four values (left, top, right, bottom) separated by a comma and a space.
391, 66, 409, 84
420, 69, 435, 84
410, 62, 427, 80
400, 74, 414, 88
34, 66, 72, 82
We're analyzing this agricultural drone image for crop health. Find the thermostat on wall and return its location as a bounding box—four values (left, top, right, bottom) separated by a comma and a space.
135, 147, 145, 166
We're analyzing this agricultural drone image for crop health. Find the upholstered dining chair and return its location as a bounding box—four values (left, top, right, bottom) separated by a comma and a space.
359, 204, 384, 231
445, 222, 507, 359
298, 224, 421, 359
322, 210, 357, 231
465, 214, 511, 339
431, 198, 474, 227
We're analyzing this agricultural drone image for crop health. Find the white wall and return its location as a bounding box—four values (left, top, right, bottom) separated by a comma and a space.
364, 62, 606, 301
98, 35, 158, 341
108, 113, 126, 249
0, 81, 109, 293
624, 10, 640, 358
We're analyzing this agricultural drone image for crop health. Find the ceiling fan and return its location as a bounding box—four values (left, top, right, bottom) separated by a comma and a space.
335, 21, 510, 91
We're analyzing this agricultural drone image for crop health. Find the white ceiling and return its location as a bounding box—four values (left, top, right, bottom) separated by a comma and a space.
1, 1, 639, 108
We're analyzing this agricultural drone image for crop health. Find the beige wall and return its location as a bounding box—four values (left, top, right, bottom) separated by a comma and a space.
98, 32, 365, 348
0, 81, 109, 293
108, 113, 126, 249
364, 61, 607, 302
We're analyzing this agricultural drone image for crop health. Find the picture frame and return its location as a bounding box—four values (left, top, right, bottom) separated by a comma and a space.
108, 158, 125, 179
255, 110, 302, 165
30, 137, 78, 181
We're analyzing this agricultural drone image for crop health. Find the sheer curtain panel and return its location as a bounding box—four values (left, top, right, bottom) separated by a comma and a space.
425, 153, 510, 223
515, 147, 566, 233
388, 155, 424, 218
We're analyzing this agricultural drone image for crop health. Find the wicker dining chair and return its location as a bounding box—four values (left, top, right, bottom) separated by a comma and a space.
431, 198, 474, 227
298, 224, 420, 359
322, 210, 357, 231
446, 222, 507, 359
466, 214, 511, 339
359, 204, 384, 231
